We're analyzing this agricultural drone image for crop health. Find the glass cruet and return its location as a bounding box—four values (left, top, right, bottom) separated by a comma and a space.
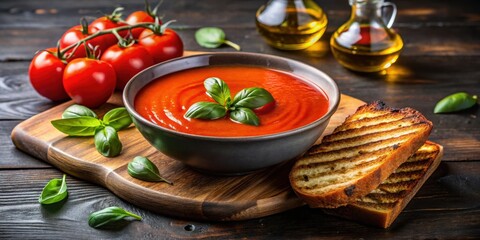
255, 0, 328, 50
330, 0, 403, 72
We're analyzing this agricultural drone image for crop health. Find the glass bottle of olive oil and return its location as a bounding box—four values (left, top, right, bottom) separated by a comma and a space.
330, 0, 403, 72
256, 0, 328, 50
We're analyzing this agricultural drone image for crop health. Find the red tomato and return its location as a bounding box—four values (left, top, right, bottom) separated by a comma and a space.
59, 25, 112, 61
28, 48, 69, 101
126, 11, 156, 39
253, 101, 276, 115
63, 58, 116, 108
89, 17, 127, 51
101, 44, 154, 90
138, 28, 183, 64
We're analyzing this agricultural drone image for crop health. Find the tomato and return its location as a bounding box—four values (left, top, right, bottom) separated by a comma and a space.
126, 11, 157, 39
253, 101, 276, 114
138, 28, 183, 64
63, 58, 116, 108
100, 44, 154, 90
28, 48, 69, 101
59, 24, 112, 61
89, 16, 127, 51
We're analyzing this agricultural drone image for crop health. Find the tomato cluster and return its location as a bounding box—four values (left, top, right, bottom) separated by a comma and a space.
29, 5, 183, 108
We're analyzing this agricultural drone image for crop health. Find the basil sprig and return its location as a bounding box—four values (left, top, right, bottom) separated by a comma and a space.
184, 77, 274, 126
127, 156, 173, 184
434, 92, 478, 113
88, 206, 142, 229
39, 174, 68, 204
195, 27, 241, 51
51, 105, 133, 157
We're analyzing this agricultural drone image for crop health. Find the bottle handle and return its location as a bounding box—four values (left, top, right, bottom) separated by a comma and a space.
381, 2, 397, 28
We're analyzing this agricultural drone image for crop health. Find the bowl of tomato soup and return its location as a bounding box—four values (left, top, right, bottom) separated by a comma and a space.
124, 53, 339, 175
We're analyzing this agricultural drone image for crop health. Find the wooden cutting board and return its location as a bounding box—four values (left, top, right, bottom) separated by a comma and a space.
11, 52, 365, 221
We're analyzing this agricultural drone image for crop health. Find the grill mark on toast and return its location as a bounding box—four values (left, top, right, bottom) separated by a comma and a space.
335, 113, 411, 132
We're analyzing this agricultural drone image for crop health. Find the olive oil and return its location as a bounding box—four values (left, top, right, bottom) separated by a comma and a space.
331, 25, 403, 72
256, 0, 328, 50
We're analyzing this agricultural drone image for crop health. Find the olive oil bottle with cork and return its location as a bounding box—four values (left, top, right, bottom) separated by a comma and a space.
330, 0, 403, 72
255, 0, 328, 50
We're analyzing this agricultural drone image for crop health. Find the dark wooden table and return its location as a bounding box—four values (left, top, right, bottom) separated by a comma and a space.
1, 0, 479, 239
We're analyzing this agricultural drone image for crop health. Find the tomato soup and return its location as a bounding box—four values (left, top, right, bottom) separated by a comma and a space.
134, 66, 329, 137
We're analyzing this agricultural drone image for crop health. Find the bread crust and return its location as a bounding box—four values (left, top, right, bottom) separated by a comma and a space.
289, 101, 433, 208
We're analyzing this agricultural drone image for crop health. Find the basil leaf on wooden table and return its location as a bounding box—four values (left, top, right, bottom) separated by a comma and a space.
230, 107, 260, 126
434, 92, 478, 113
102, 107, 133, 131
51, 116, 103, 136
39, 174, 68, 204
88, 206, 142, 229
127, 156, 173, 184
195, 27, 241, 51
184, 102, 227, 120
94, 126, 123, 157
232, 87, 274, 109
62, 104, 98, 119
204, 77, 231, 106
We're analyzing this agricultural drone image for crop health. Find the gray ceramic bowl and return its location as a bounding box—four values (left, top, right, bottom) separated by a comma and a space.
123, 52, 340, 175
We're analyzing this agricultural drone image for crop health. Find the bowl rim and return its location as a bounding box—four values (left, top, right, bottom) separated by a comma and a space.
123, 52, 340, 142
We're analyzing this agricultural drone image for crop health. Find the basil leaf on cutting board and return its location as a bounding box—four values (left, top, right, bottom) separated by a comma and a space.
102, 107, 133, 131
127, 156, 173, 184
51, 116, 103, 136
62, 104, 98, 119
94, 126, 123, 157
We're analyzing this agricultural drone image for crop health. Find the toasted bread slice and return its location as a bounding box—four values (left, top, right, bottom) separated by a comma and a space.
323, 141, 443, 228
289, 101, 433, 208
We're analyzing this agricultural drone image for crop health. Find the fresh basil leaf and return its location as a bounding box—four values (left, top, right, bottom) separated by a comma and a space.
39, 174, 68, 204
127, 156, 173, 184
230, 107, 260, 126
195, 27, 241, 51
102, 107, 133, 131
51, 116, 103, 136
62, 104, 97, 119
434, 92, 478, 113
232, 87, 274, 109
184, 102, 227, 120
88, 206, 142, 229
204, 77, 231, 106
94, 126, 122, 157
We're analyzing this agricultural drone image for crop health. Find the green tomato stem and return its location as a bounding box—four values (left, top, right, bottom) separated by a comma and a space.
224, 40, 241, 51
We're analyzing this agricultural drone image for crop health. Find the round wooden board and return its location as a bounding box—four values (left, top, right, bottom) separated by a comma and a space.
11, 51, 366, 221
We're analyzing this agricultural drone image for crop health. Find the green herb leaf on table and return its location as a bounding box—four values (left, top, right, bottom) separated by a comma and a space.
204, 77, 231, 106
62, 104, 98, 119
232, 87, 274, 109
434, 92, 478, 113
51, 116, 103, 136
94, 126, 123, 157
102, 107, 133, 131
88, 206, 142, 229
184, 102, 227, 120
230, 107, 260, 126
195, 27, 241, 51
39, 174, 68, 204
127, 156, 173, 184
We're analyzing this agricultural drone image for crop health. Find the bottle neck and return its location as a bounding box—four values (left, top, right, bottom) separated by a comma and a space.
350, 0, 383, 22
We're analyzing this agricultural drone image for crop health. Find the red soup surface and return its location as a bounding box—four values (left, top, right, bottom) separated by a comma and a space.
135, 66, 329, 137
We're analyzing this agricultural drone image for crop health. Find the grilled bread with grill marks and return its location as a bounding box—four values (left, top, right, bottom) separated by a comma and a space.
289, 101, 433, 208
323, 141, 443, 228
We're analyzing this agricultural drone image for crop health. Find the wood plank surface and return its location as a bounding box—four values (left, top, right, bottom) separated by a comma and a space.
11, 89, 364, 220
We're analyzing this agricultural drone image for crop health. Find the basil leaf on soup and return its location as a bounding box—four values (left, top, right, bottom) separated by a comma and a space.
38, 174, 68, 204
434, 92, 478, 113
62, 104, 97, 119
88, 206, 142, 229
51, 116, 103, 136
94, 126, 123, 157
102, 107, 133, 131
127, 156, 173, 184
230, 107, 260, 126
204, 77, 231, 106
232, 87, 274, 109
184, 102, 227, 120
